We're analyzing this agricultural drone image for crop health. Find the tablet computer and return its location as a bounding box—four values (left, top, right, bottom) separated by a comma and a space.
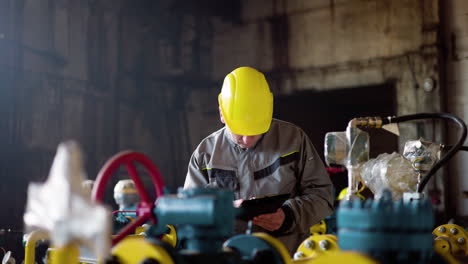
237, 193, 290, 221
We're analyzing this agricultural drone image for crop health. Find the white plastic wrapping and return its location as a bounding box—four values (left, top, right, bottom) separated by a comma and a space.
403, 138, 441, 173
23, 141, 110, 258
324, 127, 369, 199
324, 128, 370, 167
324, 132, 348, 166
361, 152, 419, 200
346, 127, 369, 166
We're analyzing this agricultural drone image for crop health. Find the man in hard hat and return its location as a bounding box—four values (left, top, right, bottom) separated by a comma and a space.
184, 66, 334, 254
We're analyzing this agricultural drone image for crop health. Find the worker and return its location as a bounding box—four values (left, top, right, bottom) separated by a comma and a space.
184, 66, 334, 254
113, 179, 139, 232
114, 179, 139, 212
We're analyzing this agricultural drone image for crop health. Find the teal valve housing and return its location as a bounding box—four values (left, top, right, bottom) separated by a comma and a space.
153, 188, 237, 253
337, 190, 434, 264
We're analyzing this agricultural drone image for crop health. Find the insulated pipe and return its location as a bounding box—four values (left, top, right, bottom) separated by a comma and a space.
383, 113, 467, 193
349, 113, 467, 193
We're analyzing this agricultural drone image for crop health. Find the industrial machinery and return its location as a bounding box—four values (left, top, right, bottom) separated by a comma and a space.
321, 112, 468, 263
325, 113, 467, 200
293, 233, 339, 260
21, 112, 468, 264
433, 224, 468, 263
22, 142, 377, 264
338, 190, 436, 263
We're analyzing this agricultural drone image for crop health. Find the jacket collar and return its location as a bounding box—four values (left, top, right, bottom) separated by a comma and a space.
222, 126, 266, 151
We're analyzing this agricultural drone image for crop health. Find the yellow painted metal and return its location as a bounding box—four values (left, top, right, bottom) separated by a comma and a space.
337, 187, 365, 201
293, 252, 377, 264
294, 234, 339, 260
433, 224, 468, 263
253, 233, 293, 264
161, 225, 177, 248
49, 244, 80, 264
134, 225, 147, 235
132, 224, 177, 248
112, 236, 175, 264
433, 237, 459, 264
309, 220, 327, 236
24, 230, 49, 264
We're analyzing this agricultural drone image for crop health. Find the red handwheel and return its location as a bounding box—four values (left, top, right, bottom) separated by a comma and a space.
91, 151, 165, 246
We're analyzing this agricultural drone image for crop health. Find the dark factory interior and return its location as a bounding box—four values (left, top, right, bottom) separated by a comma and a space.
0, 0, 467, 263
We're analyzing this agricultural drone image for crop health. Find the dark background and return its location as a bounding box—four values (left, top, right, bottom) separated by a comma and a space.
0, 0, 449, 260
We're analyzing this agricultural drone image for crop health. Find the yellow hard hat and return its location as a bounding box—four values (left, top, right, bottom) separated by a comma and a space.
218, 67, 273, 135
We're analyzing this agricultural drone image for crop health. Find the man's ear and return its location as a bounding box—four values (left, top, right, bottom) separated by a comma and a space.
219, 107, 225, 124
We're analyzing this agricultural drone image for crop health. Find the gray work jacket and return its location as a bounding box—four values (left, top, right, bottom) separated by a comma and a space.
184, 119, 334, 255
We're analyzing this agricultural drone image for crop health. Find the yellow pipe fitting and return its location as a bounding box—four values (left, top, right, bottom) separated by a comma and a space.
434, 237, 459, 264
161, 225, 177, 248
309, 220, 327, 236
49, 244, 80, 264
293, 252, 377, 264
293, 234, 339, 260
24, 230, 49, 264
111, 236, 175, 264
252, 233, 293, 264
433, 224, 468, 262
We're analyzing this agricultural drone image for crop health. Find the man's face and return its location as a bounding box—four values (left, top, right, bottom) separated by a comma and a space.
228, 129, 263, 149
219, 107, 264, 148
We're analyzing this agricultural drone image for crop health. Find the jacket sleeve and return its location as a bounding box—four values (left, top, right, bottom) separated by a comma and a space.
283, 132, 334, 234
184, 150, 209, 189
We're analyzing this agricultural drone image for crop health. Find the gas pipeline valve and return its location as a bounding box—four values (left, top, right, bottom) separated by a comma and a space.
337, 190, 434, 263
151, 188, 237, 253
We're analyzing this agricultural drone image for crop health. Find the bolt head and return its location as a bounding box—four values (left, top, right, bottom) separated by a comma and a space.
450, 228, 459, 235
293, 252, 305, 260
319, 240, 330, 250
305, 239, 315, 249
457, 237, 465, 244
438, 226, 446, 233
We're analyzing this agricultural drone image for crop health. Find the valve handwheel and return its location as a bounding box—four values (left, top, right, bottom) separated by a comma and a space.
91, 151, 165, 246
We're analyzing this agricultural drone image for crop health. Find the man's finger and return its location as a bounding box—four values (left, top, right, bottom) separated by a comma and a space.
255, 221, 279, 231
253, 219, 281, 231
256, 211, 277, 220
233, 199, 244, 208
253, 220, 275, 230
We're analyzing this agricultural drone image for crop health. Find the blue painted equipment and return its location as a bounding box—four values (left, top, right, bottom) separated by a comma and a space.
151, 188, 236, 253
337, 190, 434, 263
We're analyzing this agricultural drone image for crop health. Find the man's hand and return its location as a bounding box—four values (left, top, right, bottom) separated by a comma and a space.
253, 208, 285, 231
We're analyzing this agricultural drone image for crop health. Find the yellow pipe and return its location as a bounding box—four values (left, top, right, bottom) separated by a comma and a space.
24, 230, 49, 264
50, 243, 79, 264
